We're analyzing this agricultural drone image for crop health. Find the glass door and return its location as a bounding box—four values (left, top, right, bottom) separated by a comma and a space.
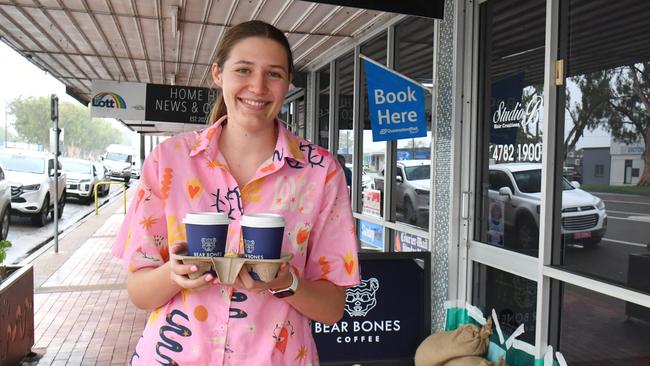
463, 0, 546, 347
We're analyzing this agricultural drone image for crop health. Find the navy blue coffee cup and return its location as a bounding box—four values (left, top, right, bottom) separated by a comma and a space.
241, 213, 285, 260
183, 212, 230, 257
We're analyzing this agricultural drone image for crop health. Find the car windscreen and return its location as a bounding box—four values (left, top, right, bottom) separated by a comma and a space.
106, 152, 130, 162
62, 161, 92, 174
0, 154, 44, 174
404, 165, 430, 181
512, 169, 575, 193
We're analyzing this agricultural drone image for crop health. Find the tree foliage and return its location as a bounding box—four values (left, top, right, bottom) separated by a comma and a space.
600, 64, 650, 186
568, 63, 650, 186
7, 96, 130, 159
564, 71, 611, 159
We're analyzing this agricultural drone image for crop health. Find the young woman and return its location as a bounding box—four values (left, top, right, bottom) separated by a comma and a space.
112, 20, 360, 365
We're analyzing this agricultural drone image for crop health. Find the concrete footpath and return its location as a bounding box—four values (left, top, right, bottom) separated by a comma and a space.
22, 186, 147, 365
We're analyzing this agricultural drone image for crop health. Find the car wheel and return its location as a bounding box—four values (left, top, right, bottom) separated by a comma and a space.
86, 186, 95, 205
404, 198, 417, 225
516, 216, 539, 250
0, 206, 9, 241
57, 191, 66, 218
31, 196, 50, 227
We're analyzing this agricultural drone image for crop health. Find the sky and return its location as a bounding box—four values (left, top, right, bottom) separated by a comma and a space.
0, 42, 78, 128
0, 41, 133, 146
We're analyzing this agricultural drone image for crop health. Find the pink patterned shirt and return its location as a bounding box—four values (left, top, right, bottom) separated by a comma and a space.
112, 116, 360, 365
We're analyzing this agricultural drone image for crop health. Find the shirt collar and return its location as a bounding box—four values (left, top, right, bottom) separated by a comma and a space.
189, 115, 308, 165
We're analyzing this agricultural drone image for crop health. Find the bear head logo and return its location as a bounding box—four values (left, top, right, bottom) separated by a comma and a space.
344, 278, 379, 317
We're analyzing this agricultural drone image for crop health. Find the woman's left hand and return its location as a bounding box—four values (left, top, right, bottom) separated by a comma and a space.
233, 262, 294, 294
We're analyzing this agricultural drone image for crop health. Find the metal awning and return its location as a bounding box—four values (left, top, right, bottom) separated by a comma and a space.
0, 0, 403, 134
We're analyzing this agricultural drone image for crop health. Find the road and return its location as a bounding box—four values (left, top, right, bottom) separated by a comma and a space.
563, 192, 650, 286
4, 181, 133, 265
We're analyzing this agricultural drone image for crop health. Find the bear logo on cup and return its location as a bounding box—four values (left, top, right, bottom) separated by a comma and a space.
244, 239, 255, 254
201, 237, 217, 252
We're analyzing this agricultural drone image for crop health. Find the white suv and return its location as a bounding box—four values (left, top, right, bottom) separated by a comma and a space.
60, 157, 103, 204
0, 149, 67, 226
489, 163, 607, 249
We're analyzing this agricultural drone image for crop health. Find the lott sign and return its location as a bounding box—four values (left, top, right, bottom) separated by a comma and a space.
90, 80, 216, 124
90, 80, 146, 120
363, 57, 428, 142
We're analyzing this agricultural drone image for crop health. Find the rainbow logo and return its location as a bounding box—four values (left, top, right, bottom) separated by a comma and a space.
91, 92, 127, 109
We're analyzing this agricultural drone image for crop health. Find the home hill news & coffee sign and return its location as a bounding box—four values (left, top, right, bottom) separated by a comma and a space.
90, 80, 216, 124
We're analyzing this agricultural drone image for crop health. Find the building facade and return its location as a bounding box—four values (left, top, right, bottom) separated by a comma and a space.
287, 0, 650, 364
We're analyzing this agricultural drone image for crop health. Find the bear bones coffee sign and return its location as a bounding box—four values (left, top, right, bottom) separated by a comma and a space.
312, 255, 427, 363
313, 278, 401, 345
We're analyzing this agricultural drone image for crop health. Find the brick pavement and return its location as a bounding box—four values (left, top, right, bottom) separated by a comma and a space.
23, 188, 148, 366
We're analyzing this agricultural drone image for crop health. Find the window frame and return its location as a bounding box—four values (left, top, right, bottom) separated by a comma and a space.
460, 0, 650, 359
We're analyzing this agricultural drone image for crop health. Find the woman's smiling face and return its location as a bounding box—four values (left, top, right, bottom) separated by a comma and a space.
212, 36, 291, 131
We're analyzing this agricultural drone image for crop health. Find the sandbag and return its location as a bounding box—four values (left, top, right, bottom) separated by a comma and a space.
443, 356, 506, 366
414, 317, 493, 366
443, 356, 493, 366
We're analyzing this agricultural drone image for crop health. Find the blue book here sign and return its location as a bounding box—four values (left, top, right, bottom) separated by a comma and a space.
363, 57, 428, 142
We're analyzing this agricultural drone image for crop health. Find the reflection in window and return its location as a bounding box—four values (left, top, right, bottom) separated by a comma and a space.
557, 0, 649, 293
473, 264, 536, 344
317, 66, 330, 149
394, 229, 429, 252
360, 33, 387, 218
475, 0, 546, 257
557, 283, 650, 365
336, 52, 354, 194
393, 17, 434, 230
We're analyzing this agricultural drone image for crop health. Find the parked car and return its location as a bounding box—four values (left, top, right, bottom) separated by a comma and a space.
374, 160, 431, 225
102, 144, 134, 183
489, 163, 607, 249
0, 149, 66, 226
131, 165, 141, 179
0, 164, 11, 240
59, 157, 104, 204
345, 164, 373, 189
93, 162, 110, 197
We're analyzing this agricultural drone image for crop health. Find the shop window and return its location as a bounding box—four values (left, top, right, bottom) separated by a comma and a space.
335, 52, 354, 194
317, 65, 330, 149
474, 0, 546, 257
472, 264, 537, 344
555, 0, 650, 294
391, 17, 434, 230
555, 283, 650, 365
360, 33, 387, 218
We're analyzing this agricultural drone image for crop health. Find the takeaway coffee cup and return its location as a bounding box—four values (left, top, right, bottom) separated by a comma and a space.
182, 212, 230, 257
241, 213, 285, 260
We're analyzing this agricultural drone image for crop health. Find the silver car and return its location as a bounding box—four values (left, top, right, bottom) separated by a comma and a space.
374, 160, 431, 226
60, 157, 105, 204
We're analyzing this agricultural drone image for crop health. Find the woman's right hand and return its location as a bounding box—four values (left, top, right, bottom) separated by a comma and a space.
169, 242, 220, 291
